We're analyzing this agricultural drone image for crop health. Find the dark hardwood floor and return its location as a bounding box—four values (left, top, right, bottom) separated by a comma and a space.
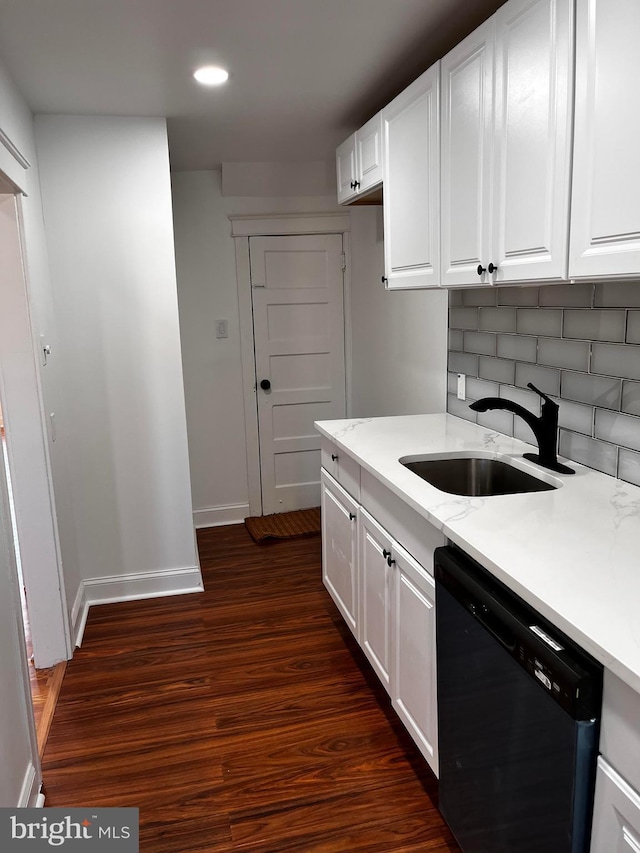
42, 524, 460, 852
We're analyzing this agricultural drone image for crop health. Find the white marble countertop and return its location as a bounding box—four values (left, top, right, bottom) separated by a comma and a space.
316, 414, 640, 695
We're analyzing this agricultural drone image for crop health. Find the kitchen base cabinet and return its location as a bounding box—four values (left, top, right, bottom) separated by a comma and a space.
321, 469, 359, 637
359, 508, 393, 692
589, 758, 640, 853
321, 454, 443, 777
392, 543, 438, 774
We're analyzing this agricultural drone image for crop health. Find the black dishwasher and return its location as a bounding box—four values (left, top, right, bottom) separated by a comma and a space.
434, 545, 602, 853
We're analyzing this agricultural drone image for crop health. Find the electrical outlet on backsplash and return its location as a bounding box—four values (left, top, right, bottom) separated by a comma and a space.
447, 282, 640, 487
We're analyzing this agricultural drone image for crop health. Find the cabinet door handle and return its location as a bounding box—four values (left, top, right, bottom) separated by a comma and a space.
353, 180, 360, 190
349, 512, 356, 521
477, 264, 486, 276
387, 555, 396, 567
381, 276, 388, 284
350, 180, 356, 189
331, 454, 339, 462
382, 549, 392, 560
488, 262, 498, 274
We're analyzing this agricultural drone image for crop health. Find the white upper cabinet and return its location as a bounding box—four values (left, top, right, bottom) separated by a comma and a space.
569, 0, 640, 279
336, 112, 383, 205
440, 20, 494, 288
441, 0, 574, 287
382, 63, 440, 289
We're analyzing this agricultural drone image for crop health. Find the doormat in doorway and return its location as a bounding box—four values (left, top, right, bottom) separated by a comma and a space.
245, 507, 321, 543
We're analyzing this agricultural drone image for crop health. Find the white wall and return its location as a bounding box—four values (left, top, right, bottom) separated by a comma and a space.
35, 116, 201, 625
171, 168, 342, 525
349, 206, 448, 416
171, 171, 448, 523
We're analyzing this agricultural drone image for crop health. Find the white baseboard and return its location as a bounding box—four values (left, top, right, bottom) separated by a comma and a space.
18, 762, 41, 807
193, 503, 249, 528
72, 565, 204, 647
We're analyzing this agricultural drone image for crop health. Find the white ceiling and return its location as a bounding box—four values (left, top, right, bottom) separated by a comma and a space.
0, 0, 505, 172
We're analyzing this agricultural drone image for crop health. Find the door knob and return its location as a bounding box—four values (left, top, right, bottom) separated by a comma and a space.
260, 379, 271, 391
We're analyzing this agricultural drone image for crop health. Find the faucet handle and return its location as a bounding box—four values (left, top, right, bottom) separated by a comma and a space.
527, 382, 556, 406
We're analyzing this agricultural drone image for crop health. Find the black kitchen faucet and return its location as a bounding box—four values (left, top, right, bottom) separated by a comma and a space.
469, 383, 574, 475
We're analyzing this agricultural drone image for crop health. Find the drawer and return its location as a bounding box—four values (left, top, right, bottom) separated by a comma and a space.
320, 437, 360, 500
600, 669, 640, 793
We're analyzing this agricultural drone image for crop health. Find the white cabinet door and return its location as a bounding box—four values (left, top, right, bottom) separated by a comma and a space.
589, 758, 640, 853
359, 508, 393, 692
441, 19, 495, 288
570, 0, 640, 279
382, 63, 440, 289
336, 113, 383, 205
392, 542, 438, 775
492, 0, 573, 283
441, 0, 573, 287
356, 112, 384, 196
336, 133, 358, 205
321, 470, 359, 636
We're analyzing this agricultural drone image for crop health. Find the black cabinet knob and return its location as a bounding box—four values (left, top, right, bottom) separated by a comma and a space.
382, 549, 392, 560
387, 555, 396, 567
331, 454, 339, 462
477, 264, 486, 276
488, 262, 498, 274
353, 180, 360, 190
259, 379, 271, 391
350, 180, 356, 189
349, 512, 356, 521
381, 276, 388, 284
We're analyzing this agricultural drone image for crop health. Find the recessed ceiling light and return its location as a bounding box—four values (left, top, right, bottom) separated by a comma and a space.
193, 66, 229, 86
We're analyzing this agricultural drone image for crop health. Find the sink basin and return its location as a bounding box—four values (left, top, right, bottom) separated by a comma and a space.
400, 456, 557, 496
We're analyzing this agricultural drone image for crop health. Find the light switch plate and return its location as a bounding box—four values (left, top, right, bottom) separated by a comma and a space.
457, 373, 466, 400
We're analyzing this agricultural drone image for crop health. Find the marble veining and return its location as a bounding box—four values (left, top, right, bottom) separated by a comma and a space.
316, 413, 640, 696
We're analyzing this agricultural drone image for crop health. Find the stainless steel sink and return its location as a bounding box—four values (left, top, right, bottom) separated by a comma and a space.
400, 456, 557, 496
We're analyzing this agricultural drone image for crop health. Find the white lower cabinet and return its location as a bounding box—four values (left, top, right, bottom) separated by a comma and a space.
590, 758, 640, 853
392, 542, 438, 774
322, 465, 442, 777
359, 508, 393, 691
321, 469, 359, 636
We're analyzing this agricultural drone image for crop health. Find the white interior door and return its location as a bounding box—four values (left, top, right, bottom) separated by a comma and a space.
250, 234, 346, 515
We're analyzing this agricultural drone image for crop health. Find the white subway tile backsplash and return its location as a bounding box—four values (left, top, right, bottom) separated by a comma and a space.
448, 284, 640, 485
448, 394, 477, 422
449, 290, 464, 307
563, 309, 626, 342
449, 307, 479, 330
622, 381, 640, 416
595, 281, 640, 308
560, 371, 622, 409
499, 385, 541, 415
463, 331, 497, 356
477, 409, 514, 436
594, 410, 640, 452
627, 311, 640, 344
539, 283, 593, 307
462, 288, 498, 307
515, 363, 561, 396
592, 343, 640, 380
449, 351, 478, 377
516, 308, 562, 337
554, 398, 594, 436
466, 377, 499, 400
537, 337, 590, 371
478, 307, 517, 332
618, 448, 640, 487
449, 329, 464, 351
497, 334, 537, 363
478, 356, 516, 385
496, 286, 540, 306
558, 431, 618, 476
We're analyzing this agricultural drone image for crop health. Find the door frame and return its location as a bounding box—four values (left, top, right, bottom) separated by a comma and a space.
231, 213, 351, 516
